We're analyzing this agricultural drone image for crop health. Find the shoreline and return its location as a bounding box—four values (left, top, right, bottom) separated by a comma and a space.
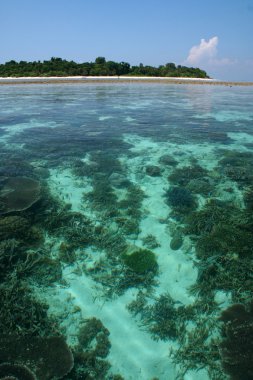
0, 75, 252, 86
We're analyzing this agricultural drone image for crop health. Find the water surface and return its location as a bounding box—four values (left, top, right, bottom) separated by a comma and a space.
1, 83, 253, 380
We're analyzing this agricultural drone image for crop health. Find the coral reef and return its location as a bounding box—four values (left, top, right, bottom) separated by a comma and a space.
142, 234, 161, 249
115, 217, 140, 236
71, 159, 98, 178
197, 223, 253, 258
89, 151, 124, 177
86, 175, 119, 213
0, 239, 20, 280
0, 363, 36, 380
58, 242, 77, 264
0, 177, 41, 214
183, 197, 253, 300
0, 279, 57, 336
127, 292, 195, 341
78, 318, 111, 358
185, 199, 235, 236
3, 85, 253, 380
165, 186, 197, 214
184, 199, 253, 262
170, 317, 223, 379
109, 172, 131, 188
27, 254, 62, 285
219, 302, 253, 380
0, 335, 73, 380
70, 351, 110, 380
0, 159, 36, 178
168, 164, 208, 187
0, 215, 43, 247
158, 154, 178, 166
187, 177, 214, 196
217, 150, 253, 187
118, 184, 145, 221
118, 267, 158, 293
42, 203, 95, 249
67, 318, 111, 379
0, 216, 30, 241
189, 244, 253, 302
14, 123, 129, 166
145, 165, 161, 177
147, 294, 181, 340
244, 186, 253, 211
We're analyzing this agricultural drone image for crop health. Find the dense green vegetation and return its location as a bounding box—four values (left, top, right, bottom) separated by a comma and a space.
0, 57, 209, 78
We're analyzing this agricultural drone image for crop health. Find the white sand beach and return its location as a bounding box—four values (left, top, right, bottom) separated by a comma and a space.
0, 75, 252, 86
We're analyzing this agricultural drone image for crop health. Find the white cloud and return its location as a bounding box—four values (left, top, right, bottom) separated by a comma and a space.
186, 36, 218, 65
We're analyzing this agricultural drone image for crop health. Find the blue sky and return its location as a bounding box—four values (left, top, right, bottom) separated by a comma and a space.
1, 0, 253, 80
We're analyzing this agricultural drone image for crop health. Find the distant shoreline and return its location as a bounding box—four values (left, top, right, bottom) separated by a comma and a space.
0, 76, 253, 86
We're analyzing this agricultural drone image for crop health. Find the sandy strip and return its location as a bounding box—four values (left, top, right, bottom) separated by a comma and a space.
0, 76, 252, 86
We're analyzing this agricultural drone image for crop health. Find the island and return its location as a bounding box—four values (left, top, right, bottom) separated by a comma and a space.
0, 57, 209, 78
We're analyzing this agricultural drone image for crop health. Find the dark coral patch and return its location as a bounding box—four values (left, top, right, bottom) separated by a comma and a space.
0, 177, 40, 214
166, 186, 197, 214
219, 303, 253, 380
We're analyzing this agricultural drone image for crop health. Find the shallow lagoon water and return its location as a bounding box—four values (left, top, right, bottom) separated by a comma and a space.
0, 83, 253, 380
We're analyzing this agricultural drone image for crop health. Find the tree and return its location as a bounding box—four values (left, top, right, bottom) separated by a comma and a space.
118, 62, 130, 75
165, 63, 176, 70
95, 57, 106, 65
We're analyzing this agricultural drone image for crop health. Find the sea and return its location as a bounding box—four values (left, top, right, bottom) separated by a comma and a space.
0, 83, 253, 380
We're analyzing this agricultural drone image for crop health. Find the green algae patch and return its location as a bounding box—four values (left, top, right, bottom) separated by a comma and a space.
122, 247, 158, 274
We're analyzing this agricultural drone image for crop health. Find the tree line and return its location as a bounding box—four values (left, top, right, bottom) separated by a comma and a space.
0, 57, 209, 78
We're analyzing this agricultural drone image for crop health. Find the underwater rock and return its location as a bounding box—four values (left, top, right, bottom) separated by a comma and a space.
145, 165, 161, 177
0, 335, 74, 380
170, 232, 183, 250
0, 177, 40, 214
0, 363, 37, 380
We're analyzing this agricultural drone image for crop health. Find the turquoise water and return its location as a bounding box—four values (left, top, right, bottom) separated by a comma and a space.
1, 83, 253, 380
